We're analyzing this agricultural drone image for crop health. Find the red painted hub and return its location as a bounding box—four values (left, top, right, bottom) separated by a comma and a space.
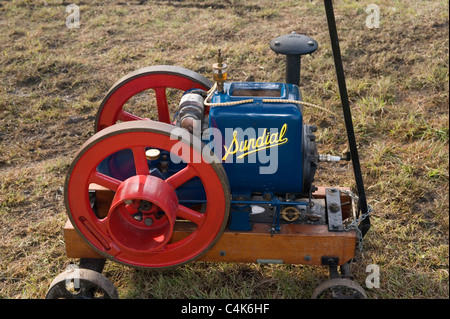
108, 175, 178, 252
65, 120, 230, 269
95, 66, 212, 132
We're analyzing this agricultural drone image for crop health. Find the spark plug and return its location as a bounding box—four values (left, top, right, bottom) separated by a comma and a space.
318, 154, 342, 162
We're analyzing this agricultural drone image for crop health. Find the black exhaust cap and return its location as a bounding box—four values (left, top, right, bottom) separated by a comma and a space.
270, 32, 318, 86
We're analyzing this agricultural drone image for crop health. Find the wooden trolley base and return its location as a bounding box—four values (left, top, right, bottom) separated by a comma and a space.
64, 186, 357, 266
65, 221, 356, 266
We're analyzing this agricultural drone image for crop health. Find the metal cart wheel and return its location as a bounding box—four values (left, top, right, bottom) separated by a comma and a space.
311, 278, 367, 299
46, 267, 118, 299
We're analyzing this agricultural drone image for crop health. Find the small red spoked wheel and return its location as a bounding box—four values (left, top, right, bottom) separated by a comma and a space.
95, 65, 212, 132
65, 120, 230, 269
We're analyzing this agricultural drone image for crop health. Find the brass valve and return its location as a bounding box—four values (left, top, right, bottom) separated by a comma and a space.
212, 49, 227, 92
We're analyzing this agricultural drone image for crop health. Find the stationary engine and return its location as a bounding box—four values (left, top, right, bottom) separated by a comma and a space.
48, 2, 373, 299
64, 33, 354, 270
174, 79, 321, 231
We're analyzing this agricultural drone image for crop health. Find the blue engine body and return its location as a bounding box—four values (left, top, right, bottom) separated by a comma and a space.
207, 82, 305, 196
204, 81, 315, 230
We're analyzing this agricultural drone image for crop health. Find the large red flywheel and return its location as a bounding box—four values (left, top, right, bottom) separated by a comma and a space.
65, 120, 230, 269
95, 65, 212, 132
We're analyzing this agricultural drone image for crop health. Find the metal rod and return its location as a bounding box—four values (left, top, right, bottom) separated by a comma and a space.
178, 199, 309, 206
285, 55, 301, 86
324, 0, 370, 236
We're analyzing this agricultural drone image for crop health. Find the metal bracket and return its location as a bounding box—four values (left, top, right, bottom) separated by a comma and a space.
79, 258, 106, 273
326, 188, 344, 232
321, 256, 339, 266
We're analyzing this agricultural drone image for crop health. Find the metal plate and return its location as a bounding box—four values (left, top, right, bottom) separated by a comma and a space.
326, 188, 344, 232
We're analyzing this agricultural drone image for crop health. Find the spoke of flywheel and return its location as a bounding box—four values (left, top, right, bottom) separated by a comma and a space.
154, 87, 170, 123
132, 146, 150, 175
165, 164, 197, 189
89, 171, 121, 192
117, 109, 143, 122
177, 204, 205, 225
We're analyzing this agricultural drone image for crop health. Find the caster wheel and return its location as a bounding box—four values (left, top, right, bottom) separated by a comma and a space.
311, 278, 367, 299
95, 65, 212, 131
46, 268, 119, 299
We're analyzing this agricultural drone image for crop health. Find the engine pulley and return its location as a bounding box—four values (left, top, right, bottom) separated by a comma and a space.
107, 174, 178, 253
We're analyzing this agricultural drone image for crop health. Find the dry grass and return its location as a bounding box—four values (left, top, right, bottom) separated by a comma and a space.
0, 0, 448, 299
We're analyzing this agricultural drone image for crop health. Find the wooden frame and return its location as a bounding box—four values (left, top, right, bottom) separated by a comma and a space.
64, 186, 357, 266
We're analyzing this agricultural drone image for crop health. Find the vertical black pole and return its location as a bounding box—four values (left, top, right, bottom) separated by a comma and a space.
324, 0, 370, 236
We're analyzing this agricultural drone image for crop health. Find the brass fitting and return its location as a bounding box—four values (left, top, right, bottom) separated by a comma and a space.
145, 149, 161, 161
281, 206, 301, 222
212, 49, 227, 92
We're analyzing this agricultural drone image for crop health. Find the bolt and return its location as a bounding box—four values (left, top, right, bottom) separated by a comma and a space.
144, 217, 153, 226
307, 214, 320, 222
159, 161, 169, 173
329, 203, 340, 213
219, 250, 226, 256
139, 200, 152, 212
304, 255, 311, 261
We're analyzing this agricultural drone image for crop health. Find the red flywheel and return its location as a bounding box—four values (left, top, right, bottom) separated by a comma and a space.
65, 120, 230, 269
95, 65, 212, 132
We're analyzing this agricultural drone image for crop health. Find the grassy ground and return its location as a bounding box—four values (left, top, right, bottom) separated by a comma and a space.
0, 0, 448, 299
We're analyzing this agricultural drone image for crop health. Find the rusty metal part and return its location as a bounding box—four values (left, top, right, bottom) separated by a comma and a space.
326, 187, 344, 232
46, 268, 119, 299
311, 278, 367, 299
